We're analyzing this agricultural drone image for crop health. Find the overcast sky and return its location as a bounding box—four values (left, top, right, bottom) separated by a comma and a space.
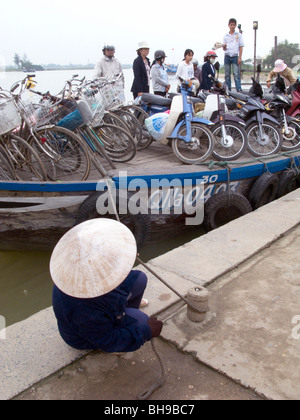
1, 0, 299, 67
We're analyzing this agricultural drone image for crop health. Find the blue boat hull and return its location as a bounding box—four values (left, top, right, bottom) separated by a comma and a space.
0, 152, 299, 250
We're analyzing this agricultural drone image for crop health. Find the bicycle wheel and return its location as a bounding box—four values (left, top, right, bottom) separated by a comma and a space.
246, 122, 283, 157
281, 121, 300, 150
172, 123, 215, 164
124, 104, 154, 150
4, 133, 47, 181
28, 126, 91, 181
113, 109, 142, 145
212, 121, 248, 161
94, 124, 137, 163
101, 111, 131, 133
0, 143, 17, 180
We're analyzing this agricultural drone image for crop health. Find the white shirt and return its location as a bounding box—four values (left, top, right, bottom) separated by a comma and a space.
176, 61, 194, 83
223, 32, 244, 57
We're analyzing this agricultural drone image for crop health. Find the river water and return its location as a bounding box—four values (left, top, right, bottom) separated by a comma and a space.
0, 68, 201, 327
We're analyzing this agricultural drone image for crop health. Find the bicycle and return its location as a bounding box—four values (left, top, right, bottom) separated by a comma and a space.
0, 143, 17, 180
83, 75, 143, 149
0, 89, 48, 181
8, 75, 91, 181
63, 76, 137, 163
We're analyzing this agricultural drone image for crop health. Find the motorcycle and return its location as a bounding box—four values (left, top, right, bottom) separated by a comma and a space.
263, 74, 300, 150
287, 78, 300, 119
222, 73, 283, 157
198, 72, 283, 157
143, 78, 215, 164
200, 75, 248, 161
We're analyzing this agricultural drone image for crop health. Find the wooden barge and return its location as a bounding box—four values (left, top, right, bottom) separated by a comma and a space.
0, 142, 299, 251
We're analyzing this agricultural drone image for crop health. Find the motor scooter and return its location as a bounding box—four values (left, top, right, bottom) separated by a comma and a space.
287, 79, 300, 119
143, 78, 215, 164
199, 73, 283, 157
222, 73, 283, 157
199, 75, 248, 161
263, 74, 300, 150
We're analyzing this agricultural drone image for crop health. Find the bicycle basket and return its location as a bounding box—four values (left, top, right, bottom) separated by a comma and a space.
100, 83, 125, 111
32, 99, 84, 130
56, 100, 85, 131
83, 89, 105, 125
0, 98, 22, 135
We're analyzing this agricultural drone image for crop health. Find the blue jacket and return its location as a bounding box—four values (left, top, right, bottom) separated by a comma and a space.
200, 61, 216, 91
52, 271, 152, 352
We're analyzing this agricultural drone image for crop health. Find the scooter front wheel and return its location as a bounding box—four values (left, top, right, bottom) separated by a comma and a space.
172, 123, 215, 164
211, 121, 248, 161
246, 122, 282, 157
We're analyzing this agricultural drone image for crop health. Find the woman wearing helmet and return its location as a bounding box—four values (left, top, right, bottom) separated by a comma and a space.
150, 50, 170, 97
199, 51, 218, 91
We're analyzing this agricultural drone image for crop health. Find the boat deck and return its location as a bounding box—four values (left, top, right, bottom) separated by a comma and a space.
96, 141, 300, 183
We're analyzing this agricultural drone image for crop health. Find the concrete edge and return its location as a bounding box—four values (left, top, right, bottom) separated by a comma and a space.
1, 189, 299, 400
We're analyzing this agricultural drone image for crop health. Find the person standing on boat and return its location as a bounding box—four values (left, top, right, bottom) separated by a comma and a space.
192, 59, 202, 86
94, 43, 125, 87
200, 51, 218, 91
131, 41, 151, 99
176, 49, 200, 94
150, 50, 170, 97
51, 219, 163, 353
222, 18, 244, 92
266, 59, 297, 89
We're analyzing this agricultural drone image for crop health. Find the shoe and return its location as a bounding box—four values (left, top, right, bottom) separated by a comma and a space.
140, 298, 149, 308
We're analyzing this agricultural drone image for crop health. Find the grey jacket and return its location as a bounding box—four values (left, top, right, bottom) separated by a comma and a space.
150, 63, 169, 93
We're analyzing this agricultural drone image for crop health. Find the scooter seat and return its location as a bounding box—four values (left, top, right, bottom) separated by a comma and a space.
229, 91, 249, 102
225, 98, 238, 110
141, 93, 172, 107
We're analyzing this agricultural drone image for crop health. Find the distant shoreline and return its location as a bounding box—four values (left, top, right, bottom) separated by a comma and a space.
1, 64, 133, 72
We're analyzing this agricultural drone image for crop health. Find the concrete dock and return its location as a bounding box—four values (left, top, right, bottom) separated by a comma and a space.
1, 189, 300, 400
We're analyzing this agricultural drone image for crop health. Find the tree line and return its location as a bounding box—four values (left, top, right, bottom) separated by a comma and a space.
12, 40, 300, 73
13, 53, 44, 71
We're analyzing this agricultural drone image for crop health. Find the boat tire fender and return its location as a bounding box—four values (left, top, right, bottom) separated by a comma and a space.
75, 191, 151, 250
203, 192, 253, 231
276, 170, 299, 198
248, 172, 279, 209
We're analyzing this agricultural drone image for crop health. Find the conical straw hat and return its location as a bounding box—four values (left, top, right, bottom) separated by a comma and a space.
50, 219, 137, 298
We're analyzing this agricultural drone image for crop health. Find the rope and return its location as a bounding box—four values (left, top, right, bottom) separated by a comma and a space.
104, 178, 207, 400
136, 338, 166, 400
103, 148, 300, 399
205, 148, 300, 170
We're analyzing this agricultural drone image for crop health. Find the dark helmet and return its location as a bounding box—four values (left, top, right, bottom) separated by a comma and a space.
154, 50, 166, 60
102, 43, 115, 52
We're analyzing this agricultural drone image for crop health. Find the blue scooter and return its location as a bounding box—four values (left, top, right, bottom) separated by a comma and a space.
141, 78, 215, 164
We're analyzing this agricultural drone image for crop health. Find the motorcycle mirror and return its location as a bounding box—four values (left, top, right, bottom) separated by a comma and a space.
257, 64, 261, 73
215, 61, 220, 71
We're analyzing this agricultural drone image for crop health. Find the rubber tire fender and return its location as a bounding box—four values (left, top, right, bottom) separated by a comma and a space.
203, 192, 253, 231
276, 170, 299, 198
75, 191, 151, 250
248, 172, 279, 209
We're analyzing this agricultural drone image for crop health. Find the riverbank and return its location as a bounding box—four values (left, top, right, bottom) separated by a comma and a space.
1, 188, 299, 400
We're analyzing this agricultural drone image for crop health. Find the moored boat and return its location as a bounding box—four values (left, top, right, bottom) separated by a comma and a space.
0, 142, 299, 251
